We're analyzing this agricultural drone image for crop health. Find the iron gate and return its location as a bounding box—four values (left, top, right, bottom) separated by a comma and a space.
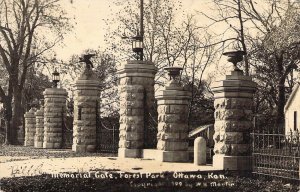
143, 99, 158, 149
96, 101, 119, 153
62, 106, 73, 149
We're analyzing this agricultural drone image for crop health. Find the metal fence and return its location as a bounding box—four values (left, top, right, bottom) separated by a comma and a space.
60, 102, 120, 152
97, 125, 119, 153
62, 116, 73, 149
144, 126, 157, 149
0, 132, 4, 144
96, 100, 119, 153
252, 126, 300, 181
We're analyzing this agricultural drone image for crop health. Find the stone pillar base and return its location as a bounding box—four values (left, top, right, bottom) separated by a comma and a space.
72, 145, 96, 153
213, 154, 252, 171
34, 141, 43, 148
157, 150, 189, 162
43, 142, 61, 149
24, 143, 33, 147
118, 148, 142, 158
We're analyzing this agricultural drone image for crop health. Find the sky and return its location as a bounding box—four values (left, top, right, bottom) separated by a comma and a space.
54, 0, 211, 60
54, 0, 216, 114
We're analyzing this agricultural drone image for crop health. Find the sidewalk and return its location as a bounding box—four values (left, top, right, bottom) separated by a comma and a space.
0, 156, 220, 179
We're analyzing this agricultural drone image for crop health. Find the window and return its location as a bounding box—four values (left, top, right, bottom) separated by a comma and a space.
294, 111, 297, 131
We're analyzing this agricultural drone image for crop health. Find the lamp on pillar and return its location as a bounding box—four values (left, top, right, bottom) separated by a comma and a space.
52, 68, 60, 88
132, 31, 143, 60
121, 0, 144, 61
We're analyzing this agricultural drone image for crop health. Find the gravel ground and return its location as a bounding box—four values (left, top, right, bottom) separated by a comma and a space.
0, 145, 116, 163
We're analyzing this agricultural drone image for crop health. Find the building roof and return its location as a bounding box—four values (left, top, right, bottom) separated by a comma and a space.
285, 82, 300, 112
188, 124, 214, 138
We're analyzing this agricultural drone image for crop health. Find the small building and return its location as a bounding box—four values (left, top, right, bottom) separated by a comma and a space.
189, 124, 214, 148
284, 82, 300, 135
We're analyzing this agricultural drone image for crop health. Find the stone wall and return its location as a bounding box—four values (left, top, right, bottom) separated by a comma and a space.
34, 106, 44, 148
43, 88, 67, 149
24, 108, 36, 146
211, 70, 256, 170
72, 68, 100, 153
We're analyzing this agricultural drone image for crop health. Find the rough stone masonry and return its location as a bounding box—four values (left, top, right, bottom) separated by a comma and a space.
155, 67, 191, 162
24, 108, 36, 146
34, 103, 44, 148
72, 68, 100, 153
118, 85, 144, 157
211, 70, 256, 170
117, 60, 157, 158
43, 88, 67, 149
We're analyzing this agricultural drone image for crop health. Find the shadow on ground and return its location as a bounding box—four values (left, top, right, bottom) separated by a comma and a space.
0, 145, 116, 163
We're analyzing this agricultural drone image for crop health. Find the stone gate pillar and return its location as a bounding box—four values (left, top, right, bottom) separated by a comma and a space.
155, 67, 191, 162
72, 68, 100, 153
118, 85, 144, 157
34, 101, 44, 148
43, 88, 67, 149
24, 108, 36, 146
211, 69, 256, 170
118, 60, 157, 158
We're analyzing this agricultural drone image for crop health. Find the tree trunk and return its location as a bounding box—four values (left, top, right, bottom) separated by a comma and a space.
11, 88, 23, 145
4, 99, 13, 145
276, 81, 285, 133
275, 52, 285, 133
237, 0, 249, 76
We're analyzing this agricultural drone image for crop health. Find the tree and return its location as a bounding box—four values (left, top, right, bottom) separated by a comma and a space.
42, 49, 119, 144
200, 0, 300, 128
62, 49, 118, 118
23, 68, 52, 111
105, 0, 218, 129
182, 76, 214, 129
198, 0, 251, 75
178, 24, 217, 129
0, 0, 72, 144
250, 4, 300, 126
105, 0, 213, 84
